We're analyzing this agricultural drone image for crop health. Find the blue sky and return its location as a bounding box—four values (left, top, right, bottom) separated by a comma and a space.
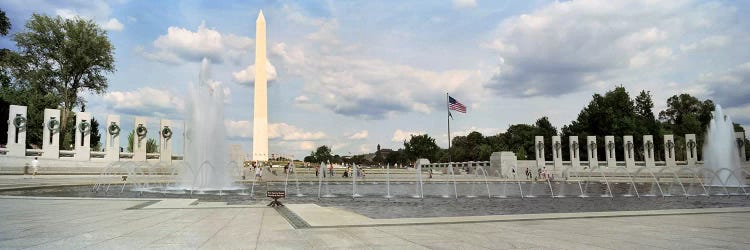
2, 0, 750, 158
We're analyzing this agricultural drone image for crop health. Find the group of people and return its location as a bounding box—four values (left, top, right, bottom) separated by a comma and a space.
511, 166, 553, 181
314, 163, 366, 179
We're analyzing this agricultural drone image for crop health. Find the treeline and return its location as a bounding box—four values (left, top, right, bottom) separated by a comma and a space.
309, 86, 748, 165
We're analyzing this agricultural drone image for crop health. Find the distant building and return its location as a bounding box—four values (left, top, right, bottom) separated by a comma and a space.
364, 144, 394, 161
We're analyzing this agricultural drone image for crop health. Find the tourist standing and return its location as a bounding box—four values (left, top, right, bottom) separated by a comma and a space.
31, 157, 39, 178
328, 163, 334, 177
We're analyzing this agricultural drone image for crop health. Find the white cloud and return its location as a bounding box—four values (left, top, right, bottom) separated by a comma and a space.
697, 62, 750, 124
278, 52, 482, 119
680, 35, 731, 52
231, 60, 278, 86
484, 0, 736, 97
102, 87, 184, 117
277, 141, 317, 152
140, 21, 253, 64
225, 120, 252, 139
294, 95, 310, 103
55, 5, 124, 32
348, 130, 368, 140
102, 18, 123, 31
224, 121, 326, 141
270, 123, 327, 141
392, 129, 425, 142
453, 0, 477, 9
358, 144, 373, 154
271, 11, 487, 119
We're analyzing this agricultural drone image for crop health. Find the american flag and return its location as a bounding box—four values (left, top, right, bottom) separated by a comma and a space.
448, 96, 466, 113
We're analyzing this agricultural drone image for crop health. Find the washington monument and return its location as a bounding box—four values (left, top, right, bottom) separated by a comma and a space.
252, 10, 268, 161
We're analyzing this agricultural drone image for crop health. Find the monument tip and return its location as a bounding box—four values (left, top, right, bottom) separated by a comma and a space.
257, 10, 265, 23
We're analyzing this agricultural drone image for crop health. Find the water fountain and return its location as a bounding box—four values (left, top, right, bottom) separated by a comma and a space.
703, 105, 745, 187
385, 163, 393, 199
352, 164, 362, 198
181, 58, 234, 191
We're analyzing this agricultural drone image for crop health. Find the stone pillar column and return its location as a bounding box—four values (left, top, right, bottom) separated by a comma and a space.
104, 115, 121, 161
500, 152, 517, 178
623, 135, 635, 168
685, 134, 697, 166
534, 136, 545, 168
6, 105, 27, 157
552, 136, 562, 169
736, 132, 747, 162
490, 152, 502, 177
569, 136, 580, 167
160, 119, 173, 164
605, 136, 616, 168
664, 135, 676, 167
73, 112, 91, 161
41, 109, 61, 159
587, 136, 598, 168
133, 116, 147, 161
644, 135, 655, 167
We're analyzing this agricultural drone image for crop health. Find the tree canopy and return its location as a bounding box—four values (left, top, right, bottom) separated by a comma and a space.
0, 9, 10, 36
11, 14, 115, 148
403, 134, 440, 162
306, 145, 332, 163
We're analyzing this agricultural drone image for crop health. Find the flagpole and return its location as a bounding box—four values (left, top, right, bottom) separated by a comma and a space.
447, 93, 451, 165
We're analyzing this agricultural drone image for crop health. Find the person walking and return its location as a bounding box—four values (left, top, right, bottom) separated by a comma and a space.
31, 157, 40, 178
255, 166, 262, 181
328, 163, 334, 177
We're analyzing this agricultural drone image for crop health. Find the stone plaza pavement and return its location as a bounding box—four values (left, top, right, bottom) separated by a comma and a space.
0, 196, 749, 249
0, 175, 749, 249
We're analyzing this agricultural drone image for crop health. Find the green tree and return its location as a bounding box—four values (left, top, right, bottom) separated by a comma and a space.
501, 124, 537, 160
385, 149, 408, 165
12, 14, 115, 149
658, 94, 714, 160
126, 131, 158, 153
309, 145, 332, 163
403, 134, 440, 162
372, 153, 384, 164
562, 87, 660, 161
332, 154, 342, 164
0, 9, 9, 36
303, 155, 315, 163
659, 94, 714, 134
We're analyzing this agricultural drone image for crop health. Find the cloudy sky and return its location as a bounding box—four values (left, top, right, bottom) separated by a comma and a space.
2, 0, 749, 158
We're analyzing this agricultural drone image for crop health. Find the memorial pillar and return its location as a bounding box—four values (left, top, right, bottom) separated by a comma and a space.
605, 135, 616, 168
685, 134, 697, 166
569, 136, 580, 168
587, 136, 598, 168
736, 132, 747, 162
552, 136, 563, 169
535, 136, 545, 168
623, 135, 635, 168
73, 112, 91, 161
6, 105, 27, 157
41, 109, 61, 159
133, 117, 148, 161
644, 135, 655, 167
104, 115, 121, 161
664, 135, 676, 167
160, 119, 173, 164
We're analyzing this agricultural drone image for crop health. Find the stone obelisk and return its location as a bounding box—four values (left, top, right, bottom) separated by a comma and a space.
252, 10, 269, 161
